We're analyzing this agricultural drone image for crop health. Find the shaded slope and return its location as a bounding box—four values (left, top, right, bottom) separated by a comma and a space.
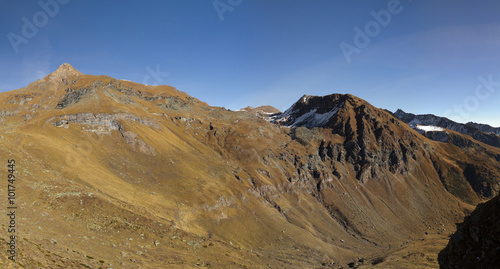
438, 194, 500, 269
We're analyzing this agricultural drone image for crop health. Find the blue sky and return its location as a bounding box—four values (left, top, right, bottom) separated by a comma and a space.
1, 0, 500, 126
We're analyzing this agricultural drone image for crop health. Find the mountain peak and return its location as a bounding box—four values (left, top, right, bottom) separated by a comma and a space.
299, 94, 311, 104
272, 93, 364, 128
44, 63, 83, 82
54, 63, 82, 76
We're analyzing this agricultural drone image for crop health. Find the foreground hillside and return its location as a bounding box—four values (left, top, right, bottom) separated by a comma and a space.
439, 194, 500, 268
1, 64, 499, 268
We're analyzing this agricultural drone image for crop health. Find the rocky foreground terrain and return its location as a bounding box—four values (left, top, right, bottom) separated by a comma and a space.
0, 64, 499, 268
438, 194, 500, 268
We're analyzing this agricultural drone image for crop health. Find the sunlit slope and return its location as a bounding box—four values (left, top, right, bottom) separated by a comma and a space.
0, 64, 499, 268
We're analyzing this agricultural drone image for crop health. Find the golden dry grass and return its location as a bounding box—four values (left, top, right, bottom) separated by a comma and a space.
0, 68, 497, 268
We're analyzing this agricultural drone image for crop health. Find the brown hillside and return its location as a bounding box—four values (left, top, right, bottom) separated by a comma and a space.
0, 64, 499, 268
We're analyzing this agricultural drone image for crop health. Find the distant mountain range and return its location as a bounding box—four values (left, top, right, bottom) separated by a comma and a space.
394, 109, 500, 149
237, 105, 280, 119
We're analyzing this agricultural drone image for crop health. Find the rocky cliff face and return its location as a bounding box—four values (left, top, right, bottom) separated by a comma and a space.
438, 194, 500, 268
274, 94, 423, 180
269, 95, 500, 200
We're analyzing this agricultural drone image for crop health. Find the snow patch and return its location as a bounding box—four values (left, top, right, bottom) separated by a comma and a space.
290, 108, 339, 127
416, 125, 444, 132
301, 95, 309, 103
410, 123, 444, 132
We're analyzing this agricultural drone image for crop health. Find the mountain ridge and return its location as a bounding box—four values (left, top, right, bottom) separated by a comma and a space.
394, 109, 500, 149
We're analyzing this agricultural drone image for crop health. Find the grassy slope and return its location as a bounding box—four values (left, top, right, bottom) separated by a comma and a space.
0, 71, 498, 268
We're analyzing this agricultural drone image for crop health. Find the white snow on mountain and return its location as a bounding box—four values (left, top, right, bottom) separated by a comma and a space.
408, 122, 446, 136
290, 108, 339, 127
415, 125, 444, 132
272, 107, 339, 128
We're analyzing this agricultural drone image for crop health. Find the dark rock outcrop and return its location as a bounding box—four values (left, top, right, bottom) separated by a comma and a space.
438, 194, 500, 269
56, 87, 94, 109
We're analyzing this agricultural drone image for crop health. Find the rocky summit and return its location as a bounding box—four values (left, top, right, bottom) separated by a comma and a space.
1, 64, 499, 268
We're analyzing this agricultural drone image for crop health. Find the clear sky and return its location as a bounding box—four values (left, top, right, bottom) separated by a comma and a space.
1, 0, 499, 126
